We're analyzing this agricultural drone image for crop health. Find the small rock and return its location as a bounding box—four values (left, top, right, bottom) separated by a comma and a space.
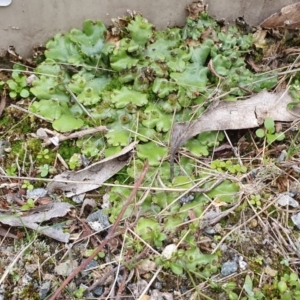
150, 290, 173, 300
250, 218, 258, 228
265, 257, 273, 265
162, 244, 177, 260
221, 260, 238, 276
81, 259, 98, 277
21, 274, 32, 285
25, 263, 38, 274
87, 209, 110, 231
27, 188, 47, 199
137, 259, 157, 274
277, 193, 299, 208
128, 280, 148, 298
154, 281, 162, 290
180, 194, 194, 204
55, 260, 78, 276
39, 281, 51, 299
204, 227, 216, 235
238, 256, 247, 271
220, 244, 228, 252
72, 194, 85, 204
291, 212, 300, 229
92, 286, 103, 297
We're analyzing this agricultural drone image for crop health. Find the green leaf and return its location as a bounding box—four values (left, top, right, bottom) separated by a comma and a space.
145, 28, 182, 61
243, 275, 254, 297
69, 20, 106, 56
30, 99, 64, 120
135, 217, 162, 241
35, 59, 64, 76
110, 39, 140, 71
152, 78, 177, 98
172, 175, 193, 189
128, 15, 153, 47
30, 75, 69, 102
20, 89, 30, 98
170, 66, 209, 91
53, 114, 84, 132
212, 54, 231, 76
184, 138, 209, 156
105, 127, 131, 146
45, 33, 82, 63
255, 128, 265, 138
278, 281, 288, 293
77, 87, 100, 105
7, 80, 18, 91
9, 91, 17, 99
264, 117, 275, 133
170, 263, 183, 275
206, 179, 240, 203
137, 142, 168, 166
142, 105, 172, 132
110, 87, 148, 108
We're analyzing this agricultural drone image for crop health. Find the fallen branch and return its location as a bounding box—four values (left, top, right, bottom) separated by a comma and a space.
48, 161, 149, 300
38, 125, 108, 147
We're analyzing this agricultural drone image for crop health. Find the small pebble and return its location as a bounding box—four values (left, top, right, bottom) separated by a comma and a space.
221, 260, 238, 276
250, 218, 258, 228
81, 259, 99, 277
39, 281, 51, 299
93, 286, 103, 297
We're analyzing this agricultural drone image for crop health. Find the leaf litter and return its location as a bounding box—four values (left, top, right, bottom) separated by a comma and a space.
2, 1, 300, 299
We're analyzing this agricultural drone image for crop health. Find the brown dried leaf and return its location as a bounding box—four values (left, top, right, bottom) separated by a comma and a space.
187, 1, 208, 20
260, 3, 300, 29
170, 90, 297, 168
79, 198, 96, 217
0, 202, 73, 242
47, 142, 137, 197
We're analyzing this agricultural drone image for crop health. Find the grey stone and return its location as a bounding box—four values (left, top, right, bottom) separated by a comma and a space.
221, 260, 238, 276
39, 281, 51, 300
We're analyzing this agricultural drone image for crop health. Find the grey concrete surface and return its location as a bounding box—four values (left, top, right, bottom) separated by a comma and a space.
0, 0, 298, 58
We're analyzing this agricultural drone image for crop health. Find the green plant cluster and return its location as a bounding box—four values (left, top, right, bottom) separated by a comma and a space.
6, 11, 277, 279
255, 117, 285, 144
6, 64, 30, 99
211, 159, 247, 174
27, 12, 275, 158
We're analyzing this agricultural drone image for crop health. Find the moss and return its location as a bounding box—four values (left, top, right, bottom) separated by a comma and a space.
27, 138, 42, 153
58, 140, 80, 160
102, 75, 123, 92
19, 282, 40, 300
0, 114, 10, 128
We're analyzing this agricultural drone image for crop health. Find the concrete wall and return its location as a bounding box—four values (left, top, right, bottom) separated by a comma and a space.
0, 0, 298, 58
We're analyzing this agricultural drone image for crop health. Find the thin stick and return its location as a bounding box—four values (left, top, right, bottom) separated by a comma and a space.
41, 125, 108, 146
48, 161, 149, 300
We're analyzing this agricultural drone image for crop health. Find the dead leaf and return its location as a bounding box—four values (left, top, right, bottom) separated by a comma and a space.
0, 94, 6, 117
0, 202, 73, 242
79, 198, 96, 217
260, 3, 300, 29
187, 1, 208, 20
0, 226, 18, 239
252, 28, 267, 49
170, 90, 297, 170
47, 142, 137, 197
